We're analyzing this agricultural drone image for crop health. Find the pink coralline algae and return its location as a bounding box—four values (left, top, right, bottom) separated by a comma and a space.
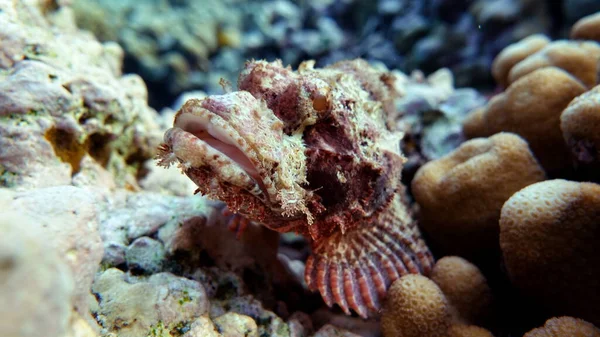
157, 59, 433, 318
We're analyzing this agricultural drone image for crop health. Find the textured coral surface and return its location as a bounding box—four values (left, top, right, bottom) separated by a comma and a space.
412, 132, 545, 261
561, 84, 600, 171
5, 1, 600, 336
380, 274, 451, 337
524, 316, 600, 337
500, 179, 600, 324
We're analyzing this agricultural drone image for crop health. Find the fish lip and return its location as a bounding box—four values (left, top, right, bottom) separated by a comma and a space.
163, 125, 308, 224
167, 101, 277, 203
164, 125, 268, 200
174, 111, 261, 180
161, 91, 312, 226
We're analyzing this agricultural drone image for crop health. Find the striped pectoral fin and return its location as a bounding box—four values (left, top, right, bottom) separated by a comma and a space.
304, 216, 434, 318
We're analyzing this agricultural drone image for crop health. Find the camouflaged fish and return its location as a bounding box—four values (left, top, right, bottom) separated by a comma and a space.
157, 59, 433, 318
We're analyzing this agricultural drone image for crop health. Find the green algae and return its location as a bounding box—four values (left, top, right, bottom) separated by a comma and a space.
0, 167, 19, 187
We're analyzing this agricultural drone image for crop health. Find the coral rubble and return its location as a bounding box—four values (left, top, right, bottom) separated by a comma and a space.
71, 0, 600, 108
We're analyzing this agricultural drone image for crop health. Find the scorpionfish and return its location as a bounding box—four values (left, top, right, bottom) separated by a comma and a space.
157, 59, 433, 318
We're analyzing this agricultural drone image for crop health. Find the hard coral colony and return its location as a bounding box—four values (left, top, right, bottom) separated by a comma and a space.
157, 59, 434, 318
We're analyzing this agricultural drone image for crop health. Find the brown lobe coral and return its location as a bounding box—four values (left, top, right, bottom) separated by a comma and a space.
448, 324, 495, 337
507, 40, 600, 88
431, 256, 493, 325
524, 316, 600, 337
462, 67, 587, 173
500, 179, 600, 324
411, 132, 545, 262
380, 274, 452, 337
571, 12, 600, 42
491, 34, 550, 88
560, 84, 600, 172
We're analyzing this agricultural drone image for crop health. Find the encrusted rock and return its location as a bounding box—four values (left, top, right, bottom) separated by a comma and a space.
125, 236, 165, 275
213, 312, 259, 337
1, 186, 104, 324
0, 0, 162, 190
92, 268, 209, 337
0, 209, 74, 337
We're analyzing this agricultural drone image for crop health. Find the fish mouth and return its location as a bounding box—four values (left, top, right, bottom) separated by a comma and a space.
174, 109, 261, 183
162, 98, 270, 201
158, 92, 312, 226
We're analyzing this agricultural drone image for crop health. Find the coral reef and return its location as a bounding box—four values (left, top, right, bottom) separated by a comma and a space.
71, 0, 600, 108
462, 67, 587, 173
411, 132, 545, 261
380, 273, 494, 337
4, 0, 600, 336
0, 1, 381, 336
430, 256, 493, 325
560, 84, 600, 174
158, 58, 435, 318
506, 40, 600, 88
380, 274, 452, 337
393, 69, 487, 164
71, 0, 345, 106
500, 179, 600, 324
523, 316, 600, 337
71, 0, 242, 104
464, 20, 600, 177
571, 12, 600, 41
491, 34, 550, 88
414, 13, 600, 334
